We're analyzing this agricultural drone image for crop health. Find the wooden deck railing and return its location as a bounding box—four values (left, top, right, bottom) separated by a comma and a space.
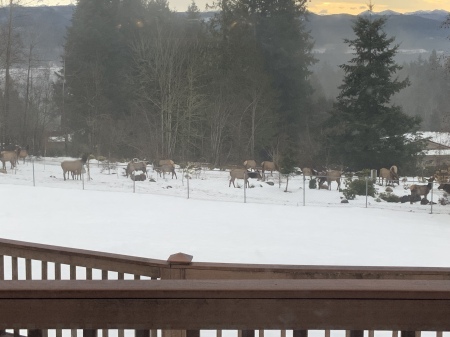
1, 238, 450, 337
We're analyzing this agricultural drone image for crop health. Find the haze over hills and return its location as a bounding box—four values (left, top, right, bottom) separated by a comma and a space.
0, 5, 449, 69
306, 10, 450, 68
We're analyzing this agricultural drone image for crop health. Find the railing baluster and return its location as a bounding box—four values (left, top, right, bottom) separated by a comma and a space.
136, 330, 150, 337
217, 330, 223, 337
86, 267, 93, 280
55, 262, 62, 337
281, 331, 286, 337
187, 331, 200, 337
369, 331, 374, 337
55, 263, 61, 280
117, 272, 124, 337
293, 330, 307, 337
134, 274, 140, 280
70, 265, 76, 280
325, 331, 330, 337
26, 258, 32, 280
393, 331, 399, 337
84, 330, 97, 337
402, 332, 416, 337
0, 255, 4, 280
437, 332, 443, 337
29, 329, 43, 337
259, 330, 264, 337
118, 272, 124, 280
12, 256, 18, 280
102, 270, 109, 337
350, 331, 364, 337
241, 330, 254, 337
42, 261, 48, 280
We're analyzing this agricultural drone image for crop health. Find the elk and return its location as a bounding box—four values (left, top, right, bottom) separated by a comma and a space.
0, 148, 19, 170
318, 170, 342, 190
261, 161, 276, 177
155, 164, 177, 179
16, 145, 29, 164
379, 165, 399, 186
126, 160, 148, 178
410, 176, 435, 204
61, 154, 88, 181
302, 167, 316, 179
229, 169, 248, 188
243, 160, 257, 171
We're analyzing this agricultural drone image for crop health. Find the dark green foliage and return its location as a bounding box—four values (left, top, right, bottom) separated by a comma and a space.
342, 178, 376, 200
323, 14, 424, 171
379, 192, 401, 203
309, 178, 317, 189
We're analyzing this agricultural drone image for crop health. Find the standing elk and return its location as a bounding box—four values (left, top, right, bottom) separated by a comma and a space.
302, 167, 316, 179
379, 165, 399, 186
61, 154, 88, 181
156, 164, 177, 179
126, 160, 149, 178
0, 148, 19, 170
261, 161, 276, 177
229, 169, 262, 188
410, 176, 435, 204
243, 160, 257, 171
18, 145, 29, 164
318, 170, 342, 190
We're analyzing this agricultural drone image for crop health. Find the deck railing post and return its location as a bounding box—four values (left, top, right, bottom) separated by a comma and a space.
83, 330, 97, 337
293, 330, 308, 337
241, 331, 254, 337
136, 331, 150, 337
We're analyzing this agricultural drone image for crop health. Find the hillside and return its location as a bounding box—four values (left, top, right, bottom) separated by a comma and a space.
0, 6, 448, 67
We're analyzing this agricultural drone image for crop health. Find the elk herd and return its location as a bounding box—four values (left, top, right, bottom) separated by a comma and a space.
1, 144, 446, 206
0, 145, 29, 172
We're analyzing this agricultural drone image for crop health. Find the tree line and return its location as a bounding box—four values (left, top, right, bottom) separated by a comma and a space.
1, 0, 449, 174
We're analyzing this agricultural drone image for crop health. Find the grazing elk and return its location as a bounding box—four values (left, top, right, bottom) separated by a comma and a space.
61, 154, 88, 181
261, 161, 276, 178
302, 167, 316, 179
229, 169, 262, 188
0, 148, 19, 170
126, 160, 148, 178
243, 160, 257, 171
410, 176, 435, 204
378, 165, 399, 186
159, 159, 175, 166
155, 164, 177, 179
18, 145, 29, 164
318, 170, 342, 190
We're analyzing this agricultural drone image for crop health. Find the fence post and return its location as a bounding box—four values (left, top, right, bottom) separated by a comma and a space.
244, 171, 247, 203
32, 159, 35, 187
303, 175, 306, 206
430, 182, 434, 214
187, 173, 190, 199
365, 176, 368, 208
133, 176, 136, 193
82, 172, 85, 190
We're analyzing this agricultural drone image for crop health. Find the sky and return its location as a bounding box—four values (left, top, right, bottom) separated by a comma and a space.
1, 157, 450, 269
39, 0, 450, 15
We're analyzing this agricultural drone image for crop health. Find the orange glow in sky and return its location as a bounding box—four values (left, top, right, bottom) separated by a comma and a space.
39, 0, 450, 15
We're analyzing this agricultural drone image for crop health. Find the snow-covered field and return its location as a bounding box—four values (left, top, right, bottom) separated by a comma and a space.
1, 156, 450, 268
1, 157, 450, 337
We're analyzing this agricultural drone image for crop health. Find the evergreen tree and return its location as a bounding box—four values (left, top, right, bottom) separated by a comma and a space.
324, 11, 423, 171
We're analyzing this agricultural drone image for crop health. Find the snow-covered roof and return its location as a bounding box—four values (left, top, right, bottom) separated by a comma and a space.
418, 132, 450, 147
424, 149, 450, 156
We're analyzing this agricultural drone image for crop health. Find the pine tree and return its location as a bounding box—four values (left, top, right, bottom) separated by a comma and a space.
324, 10, 423, 171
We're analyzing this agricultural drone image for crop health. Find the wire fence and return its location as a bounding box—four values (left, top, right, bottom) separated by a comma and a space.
1, 157, 449, 214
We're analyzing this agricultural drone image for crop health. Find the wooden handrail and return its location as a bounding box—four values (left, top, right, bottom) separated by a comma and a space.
1, 279, 450, 330
3, 238, 450, 281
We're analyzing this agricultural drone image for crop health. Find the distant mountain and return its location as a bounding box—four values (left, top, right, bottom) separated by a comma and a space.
1, 5, 449, 69
305, 10, 450, 68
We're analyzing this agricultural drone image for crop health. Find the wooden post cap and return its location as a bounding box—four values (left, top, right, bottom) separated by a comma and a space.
167, 252, 193, 265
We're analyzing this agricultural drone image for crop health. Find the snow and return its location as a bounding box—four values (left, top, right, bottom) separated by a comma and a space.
1, 157, 450, 268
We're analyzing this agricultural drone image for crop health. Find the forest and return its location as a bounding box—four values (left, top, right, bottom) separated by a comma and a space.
0, 0, 449, 173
